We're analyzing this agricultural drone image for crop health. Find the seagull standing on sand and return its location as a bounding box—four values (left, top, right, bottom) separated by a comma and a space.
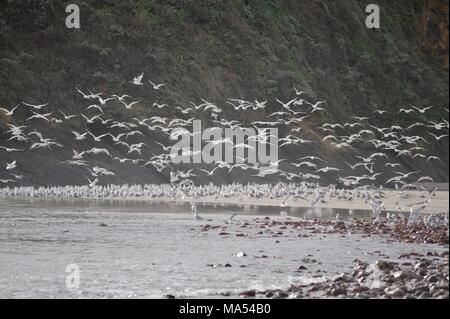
191, 202, 203, 220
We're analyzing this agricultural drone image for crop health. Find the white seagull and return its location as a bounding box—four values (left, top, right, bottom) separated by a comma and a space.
0, 104, 21, 116
132, 72, 144, 85
149, 80, 165, 90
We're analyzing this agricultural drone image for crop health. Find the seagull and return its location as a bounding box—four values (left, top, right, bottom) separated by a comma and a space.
275, 98, 297, 110
72, 150, 85, 160
307, 101, 326, 113
277, 193, 291, 208
126, 130, 144, 139
398, 108, 414, 114
110, 121, 131, 130
0, 179, 15, 184
81, 113, 101, 124
428, 132, 448, 141
11, 173, 24, 180
373, 109, 388, 115
58, 110, 77, 120
268, 111, 289, 118
191, 203, 203, 220
315, 167, 340, 173
384, 163, 402, 168
112, 94, 131, 102
293, 161, 317, 169
406, 122, 426, 130
322, 135, 339, 142
343, 122, 363, 128
346, 162, 366, 170
61, 159, 87, 167
72, 131, 87, 141
410, 105, 433, 114
199, 167, 220, 176
22, 102, 48, 110
293, 87, 308, 96
108, 133, 126, 143
120, 100, 140, 109
98, 117, 112, 125
86, 177, 99, 188
310, 192, 325, 207
87, 131, 108, 142
85, 148, 111, 157
224, 213, 238, 224
26, 111, 52, 122
85, 104, 104, 113
253, 99, 267, 110
6, 160, 17, 170
148, 80, 165, 90
0, 104, 20, 116
0, 146, 24, 152
152, 102, 168, 109
412, 153, 426, 159
30, 142, 51, 150
154, 142, 174, 152
351, 116, 369, 121
75, 88, 96, 99
426, 156, 440, 162
132, 72, 144, 85
416, 176, 434, 183
96, 96, 115, 105
368, 200, 384, 223
403, 188, 437, 225
386, 171, 420, 184
176, 106, 194, 114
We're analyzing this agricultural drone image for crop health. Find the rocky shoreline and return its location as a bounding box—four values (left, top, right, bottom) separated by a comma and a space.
196, 214, 449, 299
237, 255, 449, 299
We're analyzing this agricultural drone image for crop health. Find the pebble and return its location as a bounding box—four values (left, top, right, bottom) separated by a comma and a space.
425, 274, 439, 283
393, 270, 417, 280
376, 260, 396, 271
239, 290, 256, 297
330, 287, 347, 296
272, 291, 289, 298
385, 287, 405, 298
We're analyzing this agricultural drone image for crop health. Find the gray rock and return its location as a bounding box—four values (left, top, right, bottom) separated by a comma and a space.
425, 274, 439, 283
384, 286, 405, 298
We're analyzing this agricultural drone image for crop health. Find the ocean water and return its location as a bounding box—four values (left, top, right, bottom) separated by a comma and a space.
0, 199, 446, 298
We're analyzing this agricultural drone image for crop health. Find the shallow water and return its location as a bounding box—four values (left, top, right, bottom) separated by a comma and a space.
0, 197, 397, 218
0, 199, 446, 298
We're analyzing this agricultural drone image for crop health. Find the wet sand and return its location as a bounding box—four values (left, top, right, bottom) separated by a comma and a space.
134, 190, 450, 214
3, 190, 447, 214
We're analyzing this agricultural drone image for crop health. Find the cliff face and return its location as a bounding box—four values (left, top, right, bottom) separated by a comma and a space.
0, 0, 448, 186
416, 0, 449, 70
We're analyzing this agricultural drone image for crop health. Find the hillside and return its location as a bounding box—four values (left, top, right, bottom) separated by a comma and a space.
0, 0, 448, 186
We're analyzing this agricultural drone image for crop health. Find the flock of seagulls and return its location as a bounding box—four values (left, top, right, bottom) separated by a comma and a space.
0, 72, 448, 223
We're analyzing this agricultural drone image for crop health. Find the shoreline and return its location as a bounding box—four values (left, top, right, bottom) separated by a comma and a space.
1, 190, 449, 214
